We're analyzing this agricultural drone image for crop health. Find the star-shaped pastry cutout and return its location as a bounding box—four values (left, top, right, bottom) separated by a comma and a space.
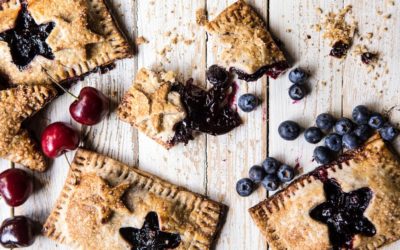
98, 178, 131, 224
0, 85, 57, 171
119, 211, 181, 250
0, 3, 55, 69
309, 179, 376, 249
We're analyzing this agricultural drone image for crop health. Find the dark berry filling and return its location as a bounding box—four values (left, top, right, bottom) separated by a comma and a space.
0, 2, 55, 69
170, 79, 241, 145
361, 52, 376, 65
310, 178, 376, 250
330, 41, 349, 58
231, 61, 289, 82
119, 212, 181, 249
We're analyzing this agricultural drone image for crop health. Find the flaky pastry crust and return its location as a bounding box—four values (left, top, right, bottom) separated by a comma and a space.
44, 148, 227, 249
249, 135, 400, 250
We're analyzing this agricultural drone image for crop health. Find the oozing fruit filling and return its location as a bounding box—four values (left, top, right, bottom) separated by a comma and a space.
0, 2, 55, 69
231, 61, 289, 82
310, 178, 376, 250
170, 79, 241, 145
330, 41, 349, 58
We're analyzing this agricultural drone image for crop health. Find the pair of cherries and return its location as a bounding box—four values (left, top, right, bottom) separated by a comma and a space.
41, 86, 109, 158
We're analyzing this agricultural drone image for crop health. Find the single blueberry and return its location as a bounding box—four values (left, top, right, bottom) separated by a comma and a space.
334, 118, 354, 135
206, 65, 229, 86
288, 84, 306, 101
288, 68, 308, 84
313, 146, 334, 164
238, 94, 259, 112
277, 165, 295, 183
354, 124, 374, 142
262, 157, 281, 174
368, 113, 385, 129
342, 133, 362, 149
352, 105, 371, 125
304, 127, 324, 144
261, 175, 280, 191
236, 178, 255, 197
278, 120, 301, 140
316, 113, 336, 131
379, 123, 399, 141
248, 165, 266, 183
325, 133, 343, 152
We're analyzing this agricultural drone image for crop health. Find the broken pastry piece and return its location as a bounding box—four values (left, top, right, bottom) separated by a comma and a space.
204, 0, 288, 81
118, 68, 241, 149
44, 148, 227, 249
249, 135, 400, 249
0, 0, 132, 85
0, 85, 57, 171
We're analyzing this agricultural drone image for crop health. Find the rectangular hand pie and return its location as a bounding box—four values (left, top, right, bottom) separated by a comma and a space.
0, 0, 132, 85
44, 148, 227, 249
249, 135, 400, 249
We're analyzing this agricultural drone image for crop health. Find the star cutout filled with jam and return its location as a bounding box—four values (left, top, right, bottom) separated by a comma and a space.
119, 212, 181, 250
0, 2, 55, 69
309, 179, 376, 250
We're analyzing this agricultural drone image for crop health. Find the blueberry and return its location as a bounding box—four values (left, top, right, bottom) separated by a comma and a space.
342, 133, 362, 149
248, 165, 266, 183
278, 120, 301, 140
304, 127, 324, 144
236, 178, 255, 197
288, 84, 306, 101
354, 124, 374, 142
261, 175, 280, 191
313, 146, 334, 164
277, 165, 295, 183
262, 157, 281, 174
352, 105, 371, 125
288, 68, 308, 84
379, 123, 399, 141
238, 94, 259, 112
368, 113, 385, 129
316, 113, 336, 131
206, 65, 229, 86
334, 118, 354, 135
325, 133, 343, 152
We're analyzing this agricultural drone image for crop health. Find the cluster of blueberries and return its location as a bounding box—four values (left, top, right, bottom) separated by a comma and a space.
288, 68, 308, 101
236, 158, 296, 197
278, 105, 399, 164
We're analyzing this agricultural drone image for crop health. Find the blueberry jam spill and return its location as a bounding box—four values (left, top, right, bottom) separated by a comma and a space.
119, 212, 181, 250
361, 52, 376, 65
309, 178, 376, 250
170, 79, 241, 145
0, 2, 55, 70
231, 61, 289, 82
330, 41, 350, 58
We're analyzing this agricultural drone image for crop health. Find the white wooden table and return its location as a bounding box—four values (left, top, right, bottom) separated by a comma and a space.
1, 0, 399, 249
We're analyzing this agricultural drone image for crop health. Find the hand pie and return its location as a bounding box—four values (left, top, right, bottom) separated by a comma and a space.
204, 0, 288, 81
118, 68, 241, 149
0, 0, 132, 85
44, 148, 227, 249
249, 135, 400, 249
0, 85, 56, 171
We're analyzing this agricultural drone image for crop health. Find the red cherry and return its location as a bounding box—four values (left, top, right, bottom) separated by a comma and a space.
0, 169, 33, 207
0, 216, 39, 248
69, 87, 109, 125
41, 122, 80, 158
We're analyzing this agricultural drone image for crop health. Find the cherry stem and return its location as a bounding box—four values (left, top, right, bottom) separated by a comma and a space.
64, 153, 72, 168
40, 66, 79, 100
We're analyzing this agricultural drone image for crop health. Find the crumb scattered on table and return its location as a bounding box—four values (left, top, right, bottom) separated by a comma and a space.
136, 36, 149, 45
196, 8, 208, 26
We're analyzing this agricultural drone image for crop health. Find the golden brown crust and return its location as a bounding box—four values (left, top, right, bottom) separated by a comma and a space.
204, 0, 286, 74
117, 68, 186, 149
44, 148, 227, 249
249, 135, 400, 250
0, 85, 57, 171
0, 0, 132, 85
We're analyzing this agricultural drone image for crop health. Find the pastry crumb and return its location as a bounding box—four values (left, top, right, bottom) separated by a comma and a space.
136, 36, 149, 45
315, 7, 323, 15
196, 8, 208, 26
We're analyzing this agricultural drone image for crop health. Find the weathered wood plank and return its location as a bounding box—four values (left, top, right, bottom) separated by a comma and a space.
13, 0, 138, 249
206, 1, 268, 249
136, 0, 207, 194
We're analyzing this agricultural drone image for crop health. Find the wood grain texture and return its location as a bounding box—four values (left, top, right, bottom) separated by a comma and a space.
206, 1, 268, 249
